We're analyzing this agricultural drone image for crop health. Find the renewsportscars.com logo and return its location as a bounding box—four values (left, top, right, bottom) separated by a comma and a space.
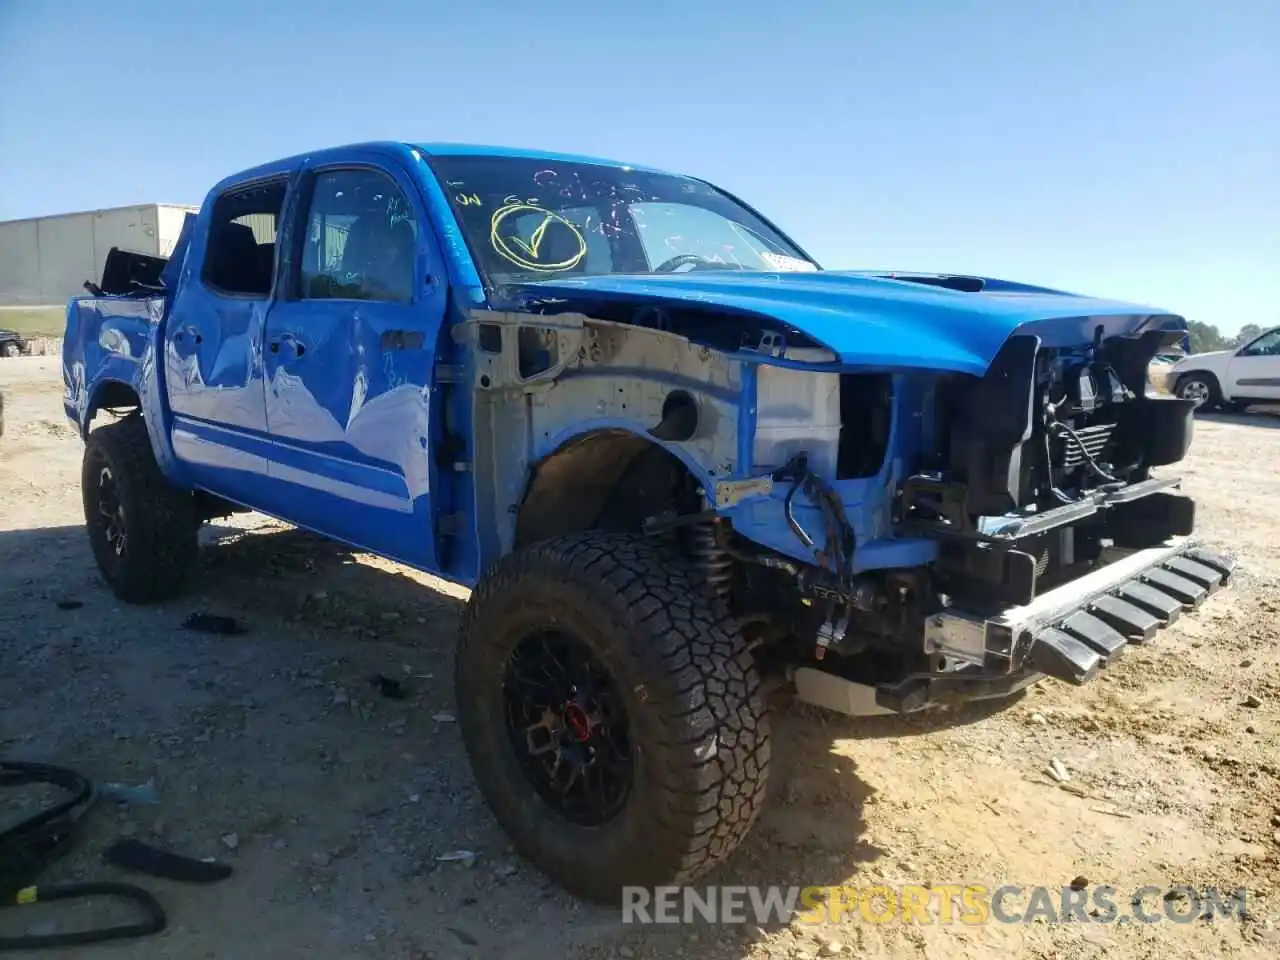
622, 884, 1250, 926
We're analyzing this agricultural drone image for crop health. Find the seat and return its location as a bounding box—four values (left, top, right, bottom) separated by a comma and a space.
341, 215, 414, 301
536, 220, 587, 274
496, 212, 586, 275
254, 242, 277, 294
207, 222, 265, 294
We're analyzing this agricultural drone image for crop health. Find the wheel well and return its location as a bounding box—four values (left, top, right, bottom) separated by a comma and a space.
88, 380, 141, 428
514, 430, 702, 548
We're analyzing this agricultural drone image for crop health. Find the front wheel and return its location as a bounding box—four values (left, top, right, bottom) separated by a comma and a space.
1175, 373, 1221, 411
0, 342, 20, 358
455, 532, 771, 904
82, 416, 199, 603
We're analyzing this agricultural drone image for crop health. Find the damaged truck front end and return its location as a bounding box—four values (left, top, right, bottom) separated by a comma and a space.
467, 272, 1233, 720
884, 316, 1233, 712
60, 142, 1238, 904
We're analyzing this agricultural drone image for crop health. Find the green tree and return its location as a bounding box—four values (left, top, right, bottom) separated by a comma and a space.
1186, 320, 1231, 355
1235, 323, 1263, 345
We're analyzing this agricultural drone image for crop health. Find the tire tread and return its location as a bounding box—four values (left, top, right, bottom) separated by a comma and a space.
83, 416, 197, 603
457, 531, 771, 900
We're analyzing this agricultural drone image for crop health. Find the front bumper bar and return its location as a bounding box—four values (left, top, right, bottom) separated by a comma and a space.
878, 539, 1235, 712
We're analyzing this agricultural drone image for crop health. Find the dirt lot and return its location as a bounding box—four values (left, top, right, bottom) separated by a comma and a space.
2, 355, 1278, 959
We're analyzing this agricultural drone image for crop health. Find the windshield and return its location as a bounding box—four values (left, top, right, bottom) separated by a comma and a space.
426, 155, 819, 286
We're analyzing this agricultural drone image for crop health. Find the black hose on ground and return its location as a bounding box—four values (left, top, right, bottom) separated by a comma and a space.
0, 761, 167, 951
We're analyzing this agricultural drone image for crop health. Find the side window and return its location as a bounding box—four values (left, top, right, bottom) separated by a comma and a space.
1241, 330, 1280, 357
299, 169, 417, 303
203, 180, 287, 297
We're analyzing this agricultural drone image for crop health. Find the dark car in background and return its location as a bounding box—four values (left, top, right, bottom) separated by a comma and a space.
1, 329, 29, 358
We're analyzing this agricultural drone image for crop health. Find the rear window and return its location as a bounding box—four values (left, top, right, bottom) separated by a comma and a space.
202, 180, 288, 297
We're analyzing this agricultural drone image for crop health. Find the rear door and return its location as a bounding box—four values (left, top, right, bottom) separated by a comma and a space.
262, 156, 446, 568
1225, 328, 1280, 401
166, 177, 287, 507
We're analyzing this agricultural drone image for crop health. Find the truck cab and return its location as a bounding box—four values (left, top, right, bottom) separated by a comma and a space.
63, 141, 1235, 904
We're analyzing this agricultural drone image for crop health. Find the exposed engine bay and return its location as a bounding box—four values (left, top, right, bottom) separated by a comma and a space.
688, 322, 1209, 711
911, 326, 1195, 527
459, 293, 1222, 716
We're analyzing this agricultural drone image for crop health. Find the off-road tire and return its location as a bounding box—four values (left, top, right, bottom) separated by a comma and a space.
456, 531, 771, 904
1175, 372, 1222, 411
82, 415, 198, 603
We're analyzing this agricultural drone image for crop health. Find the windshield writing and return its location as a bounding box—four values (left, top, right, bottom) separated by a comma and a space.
427, 156, 817, 285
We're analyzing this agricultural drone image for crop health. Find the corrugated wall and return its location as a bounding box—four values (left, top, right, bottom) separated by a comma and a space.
234, 213, 277, 245
0, 220, 42, 304
0, 204, 196, 306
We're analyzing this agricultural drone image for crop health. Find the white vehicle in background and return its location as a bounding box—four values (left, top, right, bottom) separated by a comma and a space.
1172, 326, 1280, 411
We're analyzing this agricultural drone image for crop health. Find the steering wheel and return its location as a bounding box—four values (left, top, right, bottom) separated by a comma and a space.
653, 253, 713, 273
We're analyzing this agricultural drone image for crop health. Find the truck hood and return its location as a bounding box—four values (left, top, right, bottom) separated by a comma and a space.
506, 271, 1184, 377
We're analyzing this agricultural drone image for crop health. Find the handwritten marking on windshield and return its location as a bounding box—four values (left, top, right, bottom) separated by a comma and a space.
508, 213, 553, 258
489, 203, 587, 272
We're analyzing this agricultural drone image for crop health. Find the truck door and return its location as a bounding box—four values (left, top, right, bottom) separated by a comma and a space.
1225, 328, 1280, 401
165, 177, 287, 507
261, 160, 446, 568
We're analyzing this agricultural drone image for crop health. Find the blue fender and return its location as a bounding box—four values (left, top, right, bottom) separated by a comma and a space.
63, 295, 187, 486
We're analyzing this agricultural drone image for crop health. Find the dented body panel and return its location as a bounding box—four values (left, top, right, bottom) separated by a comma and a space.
62, 141, 1232, 714
503, 271, 1187, 377
454, 309, 942, 575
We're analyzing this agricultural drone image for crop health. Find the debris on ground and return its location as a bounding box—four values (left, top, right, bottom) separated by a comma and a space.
436, 849, 479, 867
104, 839, 235, 883
100, 776, 159, 805
182, 612, 249, 635
447, 927, 479, 946
369, 673, 408, 699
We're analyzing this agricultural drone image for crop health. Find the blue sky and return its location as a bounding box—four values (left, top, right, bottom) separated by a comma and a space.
1, 0, 1274, 334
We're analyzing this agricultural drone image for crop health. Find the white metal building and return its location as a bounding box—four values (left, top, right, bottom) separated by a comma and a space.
0, 203, 198, 306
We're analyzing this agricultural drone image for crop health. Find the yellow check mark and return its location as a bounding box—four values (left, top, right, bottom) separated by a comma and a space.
507, 214, 553, 259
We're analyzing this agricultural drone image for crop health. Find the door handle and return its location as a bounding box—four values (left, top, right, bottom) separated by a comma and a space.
271, 334, 306, 358
381, 329, 424, 351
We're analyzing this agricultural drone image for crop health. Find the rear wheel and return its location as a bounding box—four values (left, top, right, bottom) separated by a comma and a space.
82, 416, 199, 603
1175, 373, 1221, 411
0, 342, 20, 358
456, 532, 771, 904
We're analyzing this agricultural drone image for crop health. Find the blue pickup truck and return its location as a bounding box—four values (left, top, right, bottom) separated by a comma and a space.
63, 141, 1233, 902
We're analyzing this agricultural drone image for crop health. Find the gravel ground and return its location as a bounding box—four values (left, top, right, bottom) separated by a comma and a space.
2, 355, 1278, 959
